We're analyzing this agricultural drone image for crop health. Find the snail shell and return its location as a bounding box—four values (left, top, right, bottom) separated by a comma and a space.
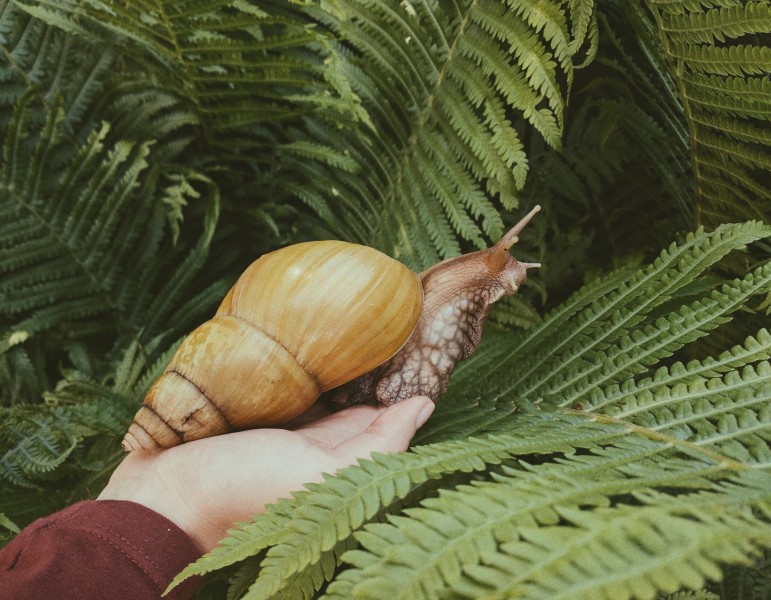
122, 241, 423, 451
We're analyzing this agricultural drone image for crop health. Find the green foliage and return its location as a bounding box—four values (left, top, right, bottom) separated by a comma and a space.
11, 0, 598, 265
0, 339, 181, 522
712, 550, 771, 599
520, 3, 697, 284
12, 0, 361, 135
284, 0, 599, 265
0, 88, 223, 404
630, 0, 771, 228
1, 92, 155, 348
1, 0, 770, 598
277, 0, 602, 335
0, 0, 113, 129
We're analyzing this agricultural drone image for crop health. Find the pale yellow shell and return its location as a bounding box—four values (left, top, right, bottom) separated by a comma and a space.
122, 240, 423, 450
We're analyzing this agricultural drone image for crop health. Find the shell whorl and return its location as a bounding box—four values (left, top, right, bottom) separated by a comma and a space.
122, 240, 423, 451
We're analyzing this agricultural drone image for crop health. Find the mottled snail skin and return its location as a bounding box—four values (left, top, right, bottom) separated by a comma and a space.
122, 241, 423, 451
332, 205, 541, 407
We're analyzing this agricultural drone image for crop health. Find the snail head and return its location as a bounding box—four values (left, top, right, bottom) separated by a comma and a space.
485, 204, 541, 293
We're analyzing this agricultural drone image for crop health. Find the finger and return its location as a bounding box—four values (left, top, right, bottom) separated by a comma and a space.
333, 396, 434, 462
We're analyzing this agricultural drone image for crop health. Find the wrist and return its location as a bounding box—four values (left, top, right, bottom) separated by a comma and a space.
98, 450, 211, 553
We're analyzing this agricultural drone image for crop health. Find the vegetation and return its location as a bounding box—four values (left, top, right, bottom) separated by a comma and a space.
1, 0, 769, 598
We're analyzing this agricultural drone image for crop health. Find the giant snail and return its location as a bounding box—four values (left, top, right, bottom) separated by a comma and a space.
122, 206, 541, 451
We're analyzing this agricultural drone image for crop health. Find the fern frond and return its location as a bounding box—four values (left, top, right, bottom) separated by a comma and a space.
0, 407, 79, 487
568, 0, 598, 56
664, 3, 771, 44
332, 440, 769, 600
0, 88, 223, 398
488, 295, 543, 330
638, 0, 771, 228
0, 0, 113, 128
270, 0, 598, 265
102, 79, 200, 161
0, 93, 155, 345
5, 0, 594, 273
0, 391, 129, 488
589, 328, 771, 412
0, 341, 50, 404
477, 222, 770, 405
668, 43, 771, 77
545, 261, 771, 406
607, 361, 771, 466
712, 550, 771, 600
14, 0, 358, 137
450, 487, 769, 600
0, 337, 176, 513
261, 537, 356, 600
121, 173, 222, 348
518, 2, 700, 278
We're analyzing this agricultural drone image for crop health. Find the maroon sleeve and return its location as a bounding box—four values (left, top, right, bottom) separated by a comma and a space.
0, 500, 201, 600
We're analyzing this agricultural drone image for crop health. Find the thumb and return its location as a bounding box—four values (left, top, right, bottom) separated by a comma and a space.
334, 396, 434, 462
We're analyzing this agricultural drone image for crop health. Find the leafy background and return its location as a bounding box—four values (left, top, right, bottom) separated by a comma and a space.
1, 0, 770, 599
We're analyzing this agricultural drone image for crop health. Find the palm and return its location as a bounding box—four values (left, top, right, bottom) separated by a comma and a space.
99, 398, 433, 552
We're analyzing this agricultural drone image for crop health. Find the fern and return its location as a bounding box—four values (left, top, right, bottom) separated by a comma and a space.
712, 549, 771, 599
0, 76, 222, 516
524, 0, 770, 294
632, 0, 771, 228
12, 0, 360, 136
325, 450, 768, 600
0, 92, 155, 346
0, 93, 216, 392
234, 0, 599, 265
0, 394, 127, 488
10, 0, 597, 281
0, 0, 112, 128
543, 260, 771, 405
0, 337, 180, 524
0, 85, 224, 400
520, 4, 696, 283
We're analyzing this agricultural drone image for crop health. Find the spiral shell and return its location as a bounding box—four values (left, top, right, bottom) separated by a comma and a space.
122, 240, 423, 451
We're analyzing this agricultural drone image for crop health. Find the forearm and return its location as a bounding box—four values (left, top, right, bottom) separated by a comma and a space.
0, 500, 201, 600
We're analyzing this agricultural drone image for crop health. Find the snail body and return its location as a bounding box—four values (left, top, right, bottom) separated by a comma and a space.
122, 206, 540, 451
122, 241, 423, 451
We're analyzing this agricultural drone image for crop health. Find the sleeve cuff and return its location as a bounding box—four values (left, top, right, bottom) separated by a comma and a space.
74, 499, 202, 595
1, 499, 202, 599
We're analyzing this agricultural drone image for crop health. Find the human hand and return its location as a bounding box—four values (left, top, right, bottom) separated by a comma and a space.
98, 396, 434, 553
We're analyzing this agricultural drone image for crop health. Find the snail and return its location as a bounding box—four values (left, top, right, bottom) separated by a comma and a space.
121, 206, 540, 451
